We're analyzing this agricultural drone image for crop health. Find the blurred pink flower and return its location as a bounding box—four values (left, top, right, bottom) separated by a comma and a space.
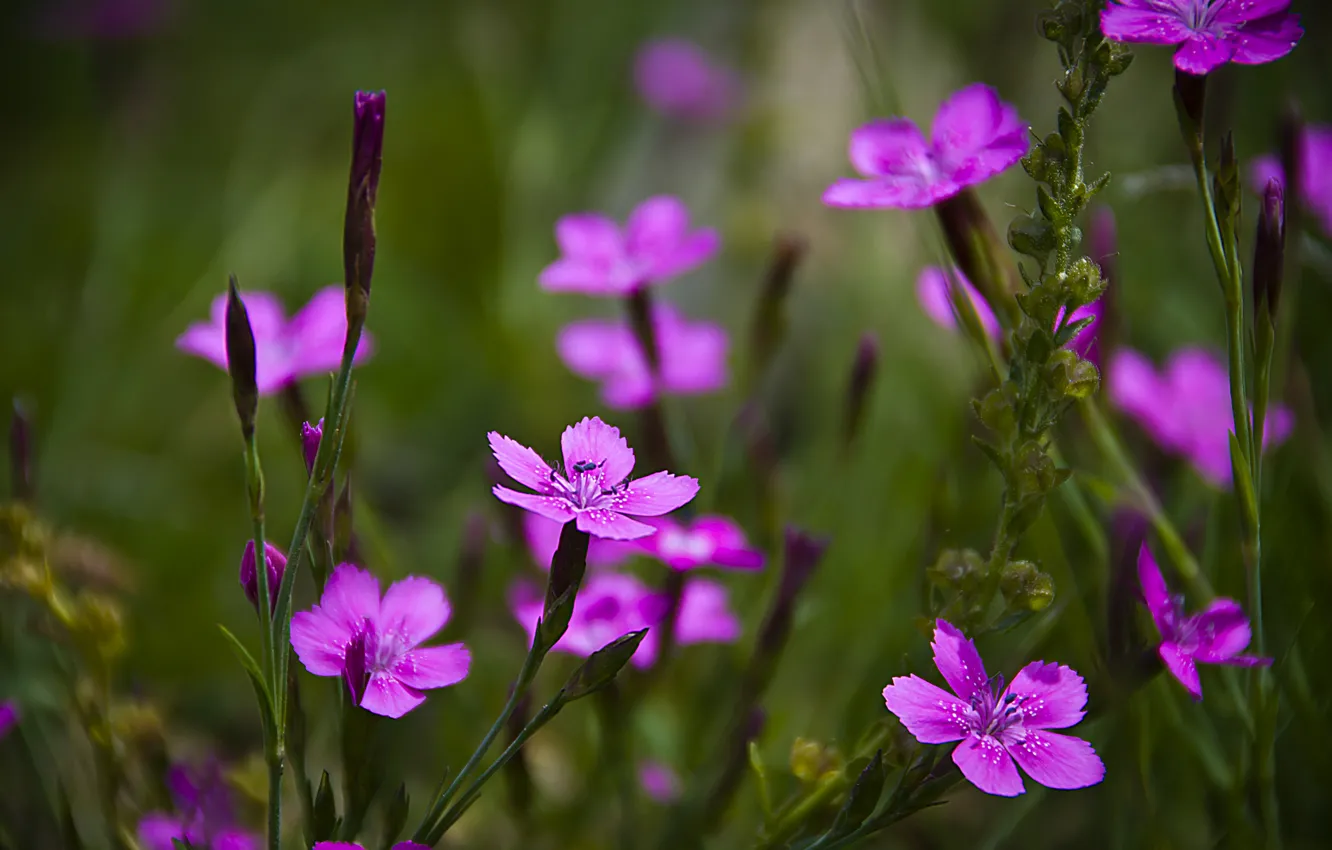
1138, 545, 1270, 700
634, 39, 740, 122
883, 619, 1104, 797
635, 515, 764, 572
638, 760, 684, 803
0, 701, 18, 740
1101, 0, 1302, 76
489, 416, 699, 540
538, 196, 720, 295
1251, 123, 1332, 237
40, 0, 170, 40
313, 844, 427, 850
1108, 347, 1293, 487
290, 564, 470, 719
523, 512, 636, 570
557, 302, 728, 409
177, 286, 373, 395
823, 84, 1028, 209
510, 573, 739, 668
137, 762, 259, 850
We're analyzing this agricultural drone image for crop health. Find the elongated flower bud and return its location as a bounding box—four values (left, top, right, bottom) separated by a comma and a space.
300, 419, 323, 474
748, 232, 808, 384
225, 276, 259, 440
239, 540, 287, 614
936, 189, 1019, 327
1213, 132, 1241, 235
345, 91, 386, 326
842, 333, 879, 449
1172, 69, 1206, 155
1253, 179, 1286, 323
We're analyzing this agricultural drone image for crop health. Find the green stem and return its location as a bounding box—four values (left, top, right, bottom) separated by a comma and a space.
266, 750, 283, 850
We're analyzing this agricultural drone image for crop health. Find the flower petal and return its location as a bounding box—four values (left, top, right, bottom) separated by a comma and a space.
1004, 661, 1088, 730
359, 672, 427, 718
291, 609, 351, 676
524, 512, 633, 569
658, 314, 729, 396
1173, 32, 1236, 75
318, 563, 382, 633
931, 619, 990, 702
1003, 729, 1105, 791
646, 228, 721, 280
556, 320, 639, 381
1160, 640, 1203, 700
538, 258, 620, 294
555, 213, 622, 260
286, 286, 374, 377
493, 485, 577, 524
616, 471, 701, 517
882, 675, 971, 744
953, 735, 1025, 796
1229, 12, 1302, 66
624, 196, 689, 261
1190, 598, 1257, 663
847, 119, 930, 178
392, 643, 471, 690
822, 176, 945, 210
213, 830, 261, 850
562, 416, 636, 488
915, 266, 1001, 338
930, 83, 1028, 185
175, 323, 229, 371
674, 578, 741, 645
1136, 544, 1175, 638
1213, 0, 1294, 25
576, 509, 658, 540
1099, 5, 1192, 44
488, 432, 556, 493
137, 814, 187, 850
379, 575, 451, 647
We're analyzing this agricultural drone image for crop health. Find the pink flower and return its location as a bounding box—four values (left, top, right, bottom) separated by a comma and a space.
1138, 545, 1271, 700
557, 302, 729, 409
882, 620, 1104, 797
1101, 0, 1302, 76
1108, 347, 1293, 487
823, 84, 1028, 210
1057, 300, 1104, 366
290, 564, 470, 719
177, 286, 374, 395
635, 515, 764, 572
0, 700, 18, 740
538, 196, 720, 295
1251, 123, 1332, 237
523, 512, 635, 570
137, 763, 259, 850
510, 573, 739, 668
489, 416, 700, 540
638, 760, 684, 803
635, 39, 740, 122
313, 844, 427, 850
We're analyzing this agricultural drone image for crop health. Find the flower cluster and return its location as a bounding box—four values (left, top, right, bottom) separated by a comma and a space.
137, 762, 259, 850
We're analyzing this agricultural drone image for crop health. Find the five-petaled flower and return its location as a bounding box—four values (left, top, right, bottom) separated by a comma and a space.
538, 196, 720, 295
635, 515, 765, 572
177, 285, 374, 394
823, 84, 1028, 210
1252, 123, 1332, 238
1108, 346, 1293, 487
137, 762, 260, 850
882, 619, 1104, 797
489, 416, 700, 540
1100, 0, 1302, 76
290, 563, 471, 719
557, 302, 729, 409
1138, 544, 1271, 700
634, 39, 740, 122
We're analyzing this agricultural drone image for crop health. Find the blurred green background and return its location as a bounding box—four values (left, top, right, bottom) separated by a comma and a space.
2, 0, 1331, 847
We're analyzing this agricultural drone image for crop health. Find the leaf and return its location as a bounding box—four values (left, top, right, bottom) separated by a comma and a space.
1228, 432, 1259, 539
830, 749, 886, 837
217, 624, 277, 744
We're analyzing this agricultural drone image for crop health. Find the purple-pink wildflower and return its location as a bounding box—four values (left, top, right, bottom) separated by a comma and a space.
1138, 544, 1271, 700
1101, 0, 1302, 76
823, 84, 1028, 210
634, 39, 740, 122
638, 760, 684, 803
177, 286, 373, 395
313, 843, 428, 850
0, 700, 18, 740
538, 196, 720, 295
238, 540, 287, 614
489, 416, 700, 540
557, 302, 729, 409
882, 619, 1104, 797
137, 762, 259, 850
510, 573, 739, 668
523, 512, 635, 570
1252, 123, 1332, 237
290, 564, 470, 719
635, 515, 764, 572
1108, 347, 1293, 487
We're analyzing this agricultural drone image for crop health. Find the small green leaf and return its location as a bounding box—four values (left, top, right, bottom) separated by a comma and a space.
1228, 431, 1259, 539
830, 749, 886, 837
217, 625, 276, 742
313, 770, 339, 841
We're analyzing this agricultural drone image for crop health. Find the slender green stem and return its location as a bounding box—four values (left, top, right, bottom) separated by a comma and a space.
266, 752, 283, 850
1188, 146, 1236, 298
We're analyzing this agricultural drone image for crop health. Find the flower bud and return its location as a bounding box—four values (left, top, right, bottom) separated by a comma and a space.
841, 333, 879, 449
790, 737, 842, 785
1172, 69, 1207, 160
561, 629, 649, 701
343, 626, 370, 706
1253, 178, 1286, 323
538, 522, 590, 651
999, 560, 1055, 612
749, 232, 808, 385
224, 275, 258, 440
926, 548, 985, 593
300, 419, 323, 474
1213, 132, 1241, 234
345, 91, 386, 324
239, 540, 287, 614
1047, 349, 1100, 400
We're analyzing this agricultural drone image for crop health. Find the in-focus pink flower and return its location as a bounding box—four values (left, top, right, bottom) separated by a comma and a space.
489, 416, 700, 540
523, 512, 636, 570
137, 763, 259, 850
290, 564, 470, 719
823, 85, 1028, 210
538, 196, 720, 295
313, 843, 428, 850
510, 573, 739, 668
882, 620, 1104, 797
1108, 347, 1293, 487
635, 515, 764, 571
177, 286, 373, 395
639, 760, 684, 803
1138, 545, 1270, 700
635, 39, 740, 122
1101, 0, 1302, 76
0, 700, 18, 740
557, 302, 729, 409
1251, 123, 1332, 237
